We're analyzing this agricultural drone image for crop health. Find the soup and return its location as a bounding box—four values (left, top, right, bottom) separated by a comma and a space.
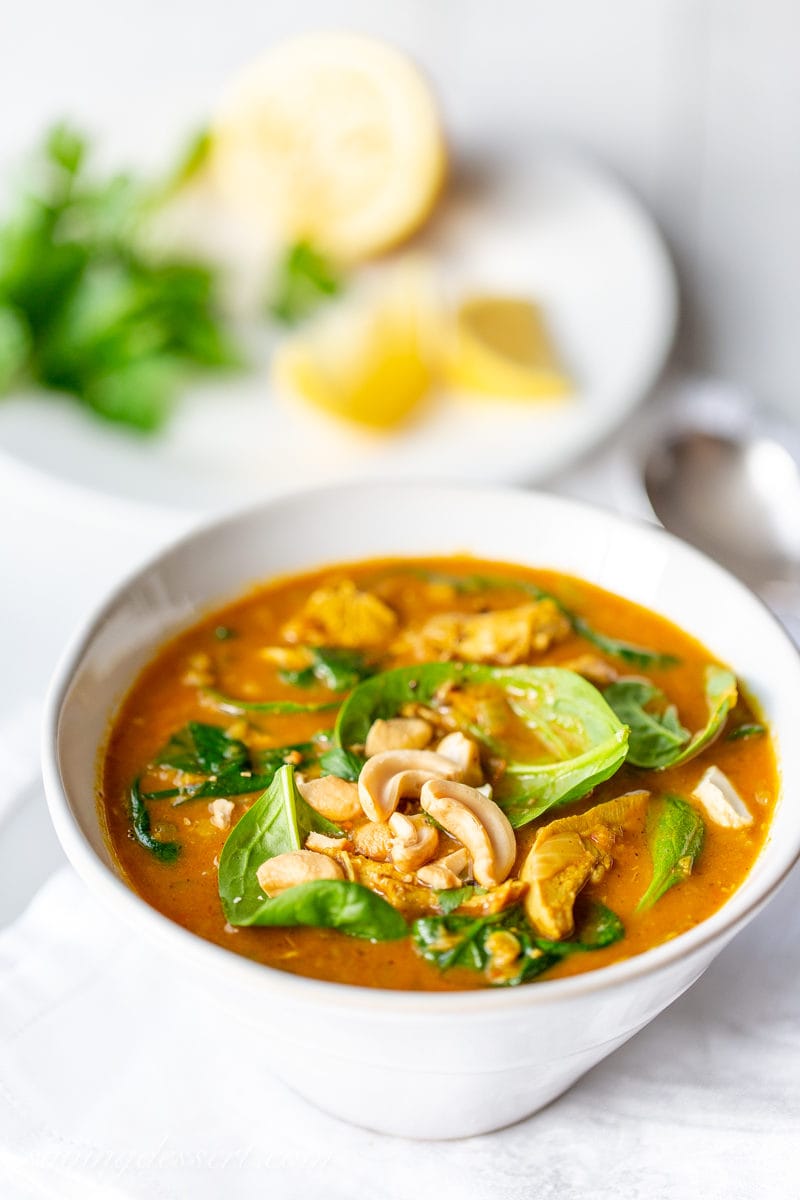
101, 557, 777, 991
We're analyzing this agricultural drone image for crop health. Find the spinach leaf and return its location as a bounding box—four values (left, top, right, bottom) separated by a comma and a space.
280, 647, 376, 692
412, 902, 624, 986
663, 667, 737, 766
606, 666, 737, 770
226, 880, 408, 941
411, 569, 551, 601
727, 722, 765, 741
571, 617, 679, 670
205, 689, 341, 716
148, 723, 321, 803
637, 794, 705, 911
129, 779, 180, 862
435, 886, 479, 915
336, 663, 628, 826
154, 721, 249, 775
268, 240, 341, 326
336, 662, 455, 747
218, 764, 341, 921
409, 569, 679, 669
603, 680, 690, 768
318, 746, 366, 782
218, 764, 405, 940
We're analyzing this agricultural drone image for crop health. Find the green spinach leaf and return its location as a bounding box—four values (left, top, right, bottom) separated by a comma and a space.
227, 880, 407, 940
218, 764, 341, 920
280, 646, 376, 692
603, 680, 690, 768
571, 617, 679, 670
205, 689, 341, 716
412, 902, 624, 985
727, 722, 765, 741
336, 663, 628, 826
218, 765, 404, 939
318, 746, 366, 781
129, 779, 180, 862
435, 886, 480, 915
637, 794, 705, 911
154, 721, 249, 775
147, 724, 322, 803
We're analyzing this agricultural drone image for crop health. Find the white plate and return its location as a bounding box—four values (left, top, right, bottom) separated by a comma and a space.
0, 151, 676, 520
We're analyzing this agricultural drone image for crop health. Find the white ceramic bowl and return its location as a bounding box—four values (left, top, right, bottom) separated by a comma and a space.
43, 484, 800, 1139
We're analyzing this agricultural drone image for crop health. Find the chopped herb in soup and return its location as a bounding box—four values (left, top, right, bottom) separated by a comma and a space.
101, 557, 778, 991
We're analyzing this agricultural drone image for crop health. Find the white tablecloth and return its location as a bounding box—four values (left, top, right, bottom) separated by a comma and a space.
2, 380, 799, 1199
2, 864, 798, 1200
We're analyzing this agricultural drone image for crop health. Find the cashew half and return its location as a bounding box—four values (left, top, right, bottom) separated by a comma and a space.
388, 812, 439, 872
358, 749, 460, 822
305, 831, 351, 853
417, 848, 470, 890
436, 731, 483, 787
256, 850, 344, 896
365, 717, 433, 756
298, 775, 362, 822
420, 779, 516, 888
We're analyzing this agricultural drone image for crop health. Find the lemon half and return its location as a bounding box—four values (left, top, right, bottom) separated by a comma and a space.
273, 268, 437, 429
212, 33, 446, 262
446, 296, 572, 400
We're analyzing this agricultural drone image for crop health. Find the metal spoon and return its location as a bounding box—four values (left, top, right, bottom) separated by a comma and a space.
644, 422, 800, 643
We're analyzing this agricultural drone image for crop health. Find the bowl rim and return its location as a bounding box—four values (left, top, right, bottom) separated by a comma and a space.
42, 481, 800, 1016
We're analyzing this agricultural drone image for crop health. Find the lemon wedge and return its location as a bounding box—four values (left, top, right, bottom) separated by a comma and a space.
273, 269, 438, 428
212, 33, 446, 262
445, 297, 571, 400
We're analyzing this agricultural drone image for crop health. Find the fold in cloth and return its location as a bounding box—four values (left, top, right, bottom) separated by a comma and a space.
1, 864, 798, 1200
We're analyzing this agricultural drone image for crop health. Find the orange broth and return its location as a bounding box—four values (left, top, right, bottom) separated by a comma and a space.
101, 557, 778, 990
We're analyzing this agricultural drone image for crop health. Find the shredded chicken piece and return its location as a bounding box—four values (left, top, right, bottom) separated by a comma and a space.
398, 600, 570, 665
313, 840, 525, 919
522, 791, 649, 939
454, 878, 527, 916
282, 579, 397, 649
341, 854, 438, 917
352, 820, 394, 862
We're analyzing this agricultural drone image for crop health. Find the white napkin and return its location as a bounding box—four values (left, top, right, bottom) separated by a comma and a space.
2, 855, 799, 1200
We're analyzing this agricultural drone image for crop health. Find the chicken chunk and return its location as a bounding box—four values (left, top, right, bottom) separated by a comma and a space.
401, 600, 570, 665
282, 579, 397, 649
522, 791, 648, 939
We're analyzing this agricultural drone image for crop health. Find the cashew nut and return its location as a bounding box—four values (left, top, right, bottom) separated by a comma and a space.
365, 716, 433, 756
417, 848, 470, 890
388, 812, 439, 872
436, 731, 484, 787
305, 831, 351, 853
298, 775, 362, 822
358, 749, 461, 822
420, 779, 516, 888
256, 850, 344, 896
352, 820, 394, 862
